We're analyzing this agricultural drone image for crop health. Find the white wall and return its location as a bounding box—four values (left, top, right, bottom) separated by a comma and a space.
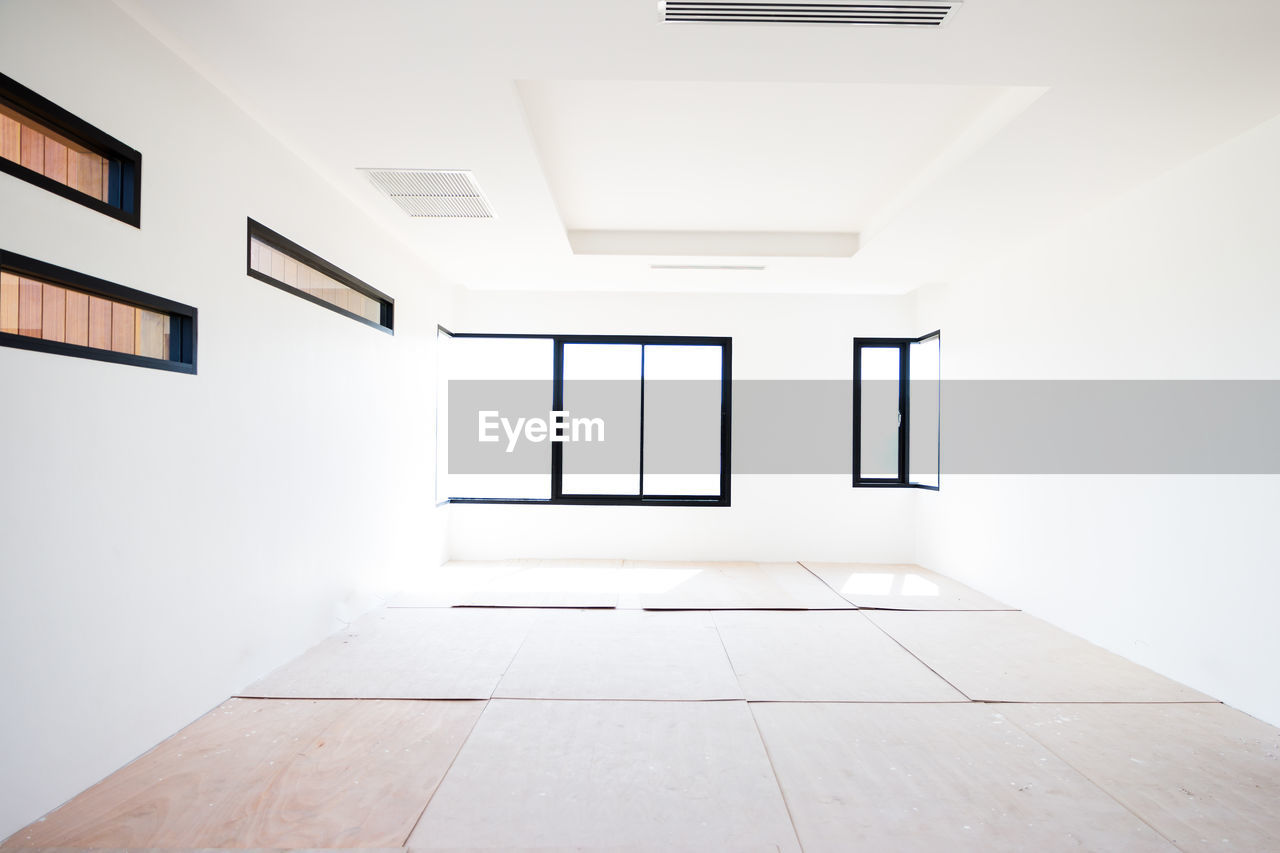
914, 111, 1280, 726
0, 1, 451, 837
448, 291, 918, 562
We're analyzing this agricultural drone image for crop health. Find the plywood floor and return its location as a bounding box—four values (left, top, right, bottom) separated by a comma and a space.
7, 561, 1279, 852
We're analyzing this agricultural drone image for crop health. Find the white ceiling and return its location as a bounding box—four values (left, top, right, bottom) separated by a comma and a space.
518, 79, 1009, 232
116, 0, 1280, 295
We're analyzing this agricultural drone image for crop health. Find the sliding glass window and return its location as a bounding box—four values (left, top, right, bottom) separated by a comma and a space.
439, 330, 731, 506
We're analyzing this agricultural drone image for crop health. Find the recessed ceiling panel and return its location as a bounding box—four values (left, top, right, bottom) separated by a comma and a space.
518, 80, 1006, 233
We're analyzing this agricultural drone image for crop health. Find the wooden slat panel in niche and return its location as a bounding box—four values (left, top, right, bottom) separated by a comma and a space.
44, 137, 68, 184
270, 246, 286, 282
86, 153, 104, 202
1, 264, 181, 364
70, 149, 98, 198
41, 283, 66, 342
18, 277, 42, 337
64, 289, 89, 347
0, 102, 112, 202
20, 124, 44, 172
247, 230, 390, 330
66, 146, 84, 192
0, 107, 20, 162
282, 255, 299, 287
111, 303, 135, 354
0, 271, 18, 334
137, 309, 165, 359
87, 295, 112, 350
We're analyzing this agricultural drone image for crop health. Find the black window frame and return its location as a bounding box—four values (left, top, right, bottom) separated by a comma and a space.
0, 249, 197, 374
246, 219, 394, 334
0, 72, 142, 227
439, 327, 732, 507
853, 330, 940, 490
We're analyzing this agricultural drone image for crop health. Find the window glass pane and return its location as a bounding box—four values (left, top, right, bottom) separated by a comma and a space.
909, 335, 940, 487
859, 346, 900, 479
562, 343, 642, 495
643, 344, 722, 496
446, 336, 553, 500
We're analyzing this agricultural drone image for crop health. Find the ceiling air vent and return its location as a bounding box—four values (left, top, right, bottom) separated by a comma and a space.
659, 1, 960, 26
362, 169, 493, 218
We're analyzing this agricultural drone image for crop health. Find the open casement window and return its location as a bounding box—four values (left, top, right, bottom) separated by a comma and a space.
853, 331, 940, 489
438, 329, 731, 506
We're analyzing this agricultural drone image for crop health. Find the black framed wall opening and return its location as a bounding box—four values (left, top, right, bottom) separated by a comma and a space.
853, 330, 940, 489
246, 219, 394, 333
0, 250, 196, 373
0, 72, 142, 227
439, 328, 731, 506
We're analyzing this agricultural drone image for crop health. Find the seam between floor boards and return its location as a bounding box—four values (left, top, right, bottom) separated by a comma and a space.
998, 707, 1188, 851
400, 698, 493, 845
859, 611, 975, 702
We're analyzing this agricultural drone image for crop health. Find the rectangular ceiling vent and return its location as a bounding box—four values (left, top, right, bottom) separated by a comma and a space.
659, 1, 960, 26
651, 264, 766, 271
362, 169, 493, 218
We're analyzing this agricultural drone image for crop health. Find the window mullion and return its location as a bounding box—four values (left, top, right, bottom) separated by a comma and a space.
551, 338, 565, 500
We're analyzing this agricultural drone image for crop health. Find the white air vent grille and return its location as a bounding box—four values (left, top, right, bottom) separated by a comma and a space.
660, 1, 959, 26
362, 169, 493, 218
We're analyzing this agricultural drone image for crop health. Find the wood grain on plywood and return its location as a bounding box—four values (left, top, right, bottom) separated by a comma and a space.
714, 610, 965, 702
866, 611, 1214, 703
1001, 703, 1280, 853
5, 698, 484, 848
752, 702, 1178, 853
241, 607, 538, 699
494, 609, 742, 700
409, 699, 800, 851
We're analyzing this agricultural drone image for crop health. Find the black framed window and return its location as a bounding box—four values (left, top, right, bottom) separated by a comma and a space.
0, 250, 196, 373
438, 328, 731, 506
853, 331, 940, 489
247, 219, 394, 333
0, 72, 141, 227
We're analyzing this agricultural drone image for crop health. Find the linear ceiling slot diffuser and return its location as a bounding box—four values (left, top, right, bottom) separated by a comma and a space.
650, 264, 767, 271
659, 1, 960, 26
362, 169, 493, 218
